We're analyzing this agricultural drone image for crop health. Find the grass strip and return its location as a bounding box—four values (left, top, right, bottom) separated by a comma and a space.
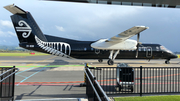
0, 53, 49, 56
177, 54, 180, 58
114, 95, 180, 101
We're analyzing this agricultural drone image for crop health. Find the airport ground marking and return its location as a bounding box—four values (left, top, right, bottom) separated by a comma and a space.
15, 83, 80, 86
15, 71, 180, 86
0, 53, 49, 56
26, 56, 57, 66
14, 98, 85, 101
16, 67, 47, 86
0, 65, 83, 68
16, 65, 83, 68
14, 82, 180, 86
16, 74, 27, 78
15, 67, 35, 75
15, 81, 84, 85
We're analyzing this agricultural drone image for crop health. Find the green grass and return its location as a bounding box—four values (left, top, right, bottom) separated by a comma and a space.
0, 52, 49, 56
114, 95, 180, 101
177, 54, 180, 58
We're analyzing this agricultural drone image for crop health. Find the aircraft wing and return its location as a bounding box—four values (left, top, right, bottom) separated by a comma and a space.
108, 26, 148, 42
91, 26, 148, 50
48, 0, 180, 8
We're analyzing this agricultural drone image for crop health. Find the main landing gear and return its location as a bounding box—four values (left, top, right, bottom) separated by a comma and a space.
98, 59, 103, 63
108, 59, 114, 65
107, 50, 119, 65
165, 59, 170, 64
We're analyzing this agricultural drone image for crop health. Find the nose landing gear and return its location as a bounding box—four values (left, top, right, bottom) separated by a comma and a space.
98, 59, 103, 63
165, 59, 170, 64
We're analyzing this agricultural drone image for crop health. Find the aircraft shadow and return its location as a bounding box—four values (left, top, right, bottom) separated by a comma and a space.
27, 59, 70, 72
15, 85, 86, 100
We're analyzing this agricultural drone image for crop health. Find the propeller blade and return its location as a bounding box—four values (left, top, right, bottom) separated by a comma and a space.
136, 43, 139, 58
137, 33, 140, 43
136, 33, 140, 58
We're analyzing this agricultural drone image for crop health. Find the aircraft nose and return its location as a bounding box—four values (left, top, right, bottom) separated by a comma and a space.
172, 53, 178, 59
174, 54, 178, 58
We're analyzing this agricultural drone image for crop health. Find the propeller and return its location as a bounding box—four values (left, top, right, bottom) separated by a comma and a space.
136, 33, 140, 58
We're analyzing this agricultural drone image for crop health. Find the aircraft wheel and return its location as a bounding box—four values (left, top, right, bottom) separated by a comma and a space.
165, 60, 170, 64
107, 59, 114, 65
98, 59, 103, 63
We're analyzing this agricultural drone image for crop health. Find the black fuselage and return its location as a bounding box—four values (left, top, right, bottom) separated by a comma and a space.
20, 34, 177, 61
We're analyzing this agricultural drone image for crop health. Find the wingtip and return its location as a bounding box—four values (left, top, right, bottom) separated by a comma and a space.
135, 26, 149, 29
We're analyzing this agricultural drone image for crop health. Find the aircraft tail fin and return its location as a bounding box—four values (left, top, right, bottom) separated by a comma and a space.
4, 4, 72, 57
4, 4, 48, 44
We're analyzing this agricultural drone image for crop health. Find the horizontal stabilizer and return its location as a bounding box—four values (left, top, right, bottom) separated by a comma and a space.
4, 4, 26, 14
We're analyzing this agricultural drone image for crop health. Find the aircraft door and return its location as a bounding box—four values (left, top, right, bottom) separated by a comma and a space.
146, 47, 152, 58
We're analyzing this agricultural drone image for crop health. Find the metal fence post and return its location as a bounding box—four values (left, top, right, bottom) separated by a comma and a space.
12, 66, 15, 101
84, 63, 88, 83
0, 67, 2, 100
93, 77, 96, 101
80, 63, 88, 87
140, 66, 142, 96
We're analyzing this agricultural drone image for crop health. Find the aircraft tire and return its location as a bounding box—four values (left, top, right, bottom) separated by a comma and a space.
107, 59, 114, 65
98, 59, 103, 63
165, 60, 170, 64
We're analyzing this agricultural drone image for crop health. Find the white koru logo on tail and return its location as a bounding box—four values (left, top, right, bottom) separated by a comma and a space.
16, 20, 32, 38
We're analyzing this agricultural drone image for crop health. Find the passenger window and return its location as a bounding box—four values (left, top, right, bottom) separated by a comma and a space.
84, 48, 87, 51
91, 48, 94, 51
156, 47, 159, 51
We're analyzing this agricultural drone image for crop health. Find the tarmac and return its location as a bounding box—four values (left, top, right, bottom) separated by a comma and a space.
0, 55, 180, 101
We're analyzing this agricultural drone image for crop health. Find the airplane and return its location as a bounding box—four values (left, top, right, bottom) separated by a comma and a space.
4, 4, 177, 65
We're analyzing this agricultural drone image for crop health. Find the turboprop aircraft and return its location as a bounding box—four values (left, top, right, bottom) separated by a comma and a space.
4, 4, 177, 65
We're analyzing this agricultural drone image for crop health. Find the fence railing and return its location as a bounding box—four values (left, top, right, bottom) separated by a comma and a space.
0, 66, 19, 101
89, 66, 180, 96
85, 67, 110, 101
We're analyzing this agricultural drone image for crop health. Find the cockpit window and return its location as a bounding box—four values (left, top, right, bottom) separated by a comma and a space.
160, 46, 173, 53
160, 46, 166, 50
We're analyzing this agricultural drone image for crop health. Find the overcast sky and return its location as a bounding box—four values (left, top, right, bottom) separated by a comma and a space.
0, 0, 180, 52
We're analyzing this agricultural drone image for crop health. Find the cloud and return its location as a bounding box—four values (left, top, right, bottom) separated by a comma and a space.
0, 29, 4, 35
55, 25, 65, 32
7, 31, 16, 36
3, 40, 6, 43
0, 28, 18, 45
0, 20, 13, 28
0, 29, 16, 37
